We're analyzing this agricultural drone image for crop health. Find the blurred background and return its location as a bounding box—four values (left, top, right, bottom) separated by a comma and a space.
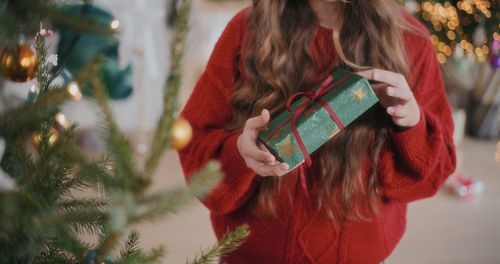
0, 0, 499, 263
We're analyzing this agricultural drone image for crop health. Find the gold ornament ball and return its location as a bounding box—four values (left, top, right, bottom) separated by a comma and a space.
170, 117, 192, 150
0, 43, 37, 82
32, 128, 59, 148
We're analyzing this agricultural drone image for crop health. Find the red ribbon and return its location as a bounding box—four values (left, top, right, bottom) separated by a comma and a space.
265, 72, 353, 197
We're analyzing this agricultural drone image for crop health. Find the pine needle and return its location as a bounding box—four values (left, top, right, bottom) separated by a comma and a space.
186, 224, 251, 264
134, 161, 222, 223
144, 0, 192, 178
119, 230, 141, 257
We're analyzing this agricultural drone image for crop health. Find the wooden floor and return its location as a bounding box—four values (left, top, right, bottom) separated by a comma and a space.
133, 136, 500, 263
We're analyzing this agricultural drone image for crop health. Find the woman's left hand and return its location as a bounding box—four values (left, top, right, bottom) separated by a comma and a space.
356, 68, 421, 128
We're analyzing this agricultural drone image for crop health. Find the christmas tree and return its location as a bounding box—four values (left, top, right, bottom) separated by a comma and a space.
0, 0, 249, 263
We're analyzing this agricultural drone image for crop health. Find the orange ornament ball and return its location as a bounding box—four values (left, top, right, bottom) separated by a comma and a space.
0, 43, 37, 82
170, 117, 192, 150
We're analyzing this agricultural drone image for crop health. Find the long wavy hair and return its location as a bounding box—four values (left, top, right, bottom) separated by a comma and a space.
228, 0, 415, 219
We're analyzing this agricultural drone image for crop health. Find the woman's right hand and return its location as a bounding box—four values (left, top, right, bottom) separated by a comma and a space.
237, 109, 290, 177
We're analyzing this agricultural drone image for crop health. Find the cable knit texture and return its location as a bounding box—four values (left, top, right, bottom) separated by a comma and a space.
177, 7, 456, 264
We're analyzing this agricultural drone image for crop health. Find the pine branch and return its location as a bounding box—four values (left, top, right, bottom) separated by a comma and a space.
119, 230, 141, 257
0, 86, 67, 128
95, 229, 123, 263
116, 246, 165, 264
89, 73, 144, 193
133, 161, 221, 223
42, 228, 92, 261
57, 198, 107, 213
35, 32, 51, 92
37, 248, 71, 264
95, 161, 221, 262
140, 247, 165, 263
144, 0, 192, 178
66, 152, 116, 190
115, 230, 165, 264
34, 207, 107, 235
187, 225, 250, 264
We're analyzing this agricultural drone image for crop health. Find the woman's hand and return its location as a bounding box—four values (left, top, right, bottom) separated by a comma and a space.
237, 109, 290, 177
357, 69, 421, 128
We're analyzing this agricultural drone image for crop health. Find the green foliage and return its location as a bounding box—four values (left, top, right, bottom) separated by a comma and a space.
144, 0, 192, 178
0, 0, 249, 263
187, 225, 250, 264
114, 231, 165, 264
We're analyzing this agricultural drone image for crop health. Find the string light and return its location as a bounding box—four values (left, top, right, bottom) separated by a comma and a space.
431, 34, 440, 45
494, 32, 500, 41
482, 45, 489, 55
30, 84, 39, 94
55, 112, 69, 129
67, 82, 82, 100
447, 31, 456, 40
32, 128, 59, 147
27, 84, 40, 101
437, 53, 447, 63
110, 19, 120, 30
475, 47, 486, 61
419, 0, 495, 64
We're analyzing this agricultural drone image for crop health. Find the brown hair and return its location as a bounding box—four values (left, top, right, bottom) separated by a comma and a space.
228, 0, 414, 219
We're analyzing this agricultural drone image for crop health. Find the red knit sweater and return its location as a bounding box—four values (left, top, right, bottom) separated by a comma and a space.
177, 7, 456, 264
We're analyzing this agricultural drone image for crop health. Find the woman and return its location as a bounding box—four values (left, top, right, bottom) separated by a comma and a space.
177, 0, 456, 263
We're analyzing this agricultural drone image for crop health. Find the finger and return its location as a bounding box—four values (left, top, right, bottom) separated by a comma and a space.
357, 69, 408, 89
257, 142, 276, 164
250, 159, 288, 170
387, 105, 409, 118
369, 83, 392, 108
254, 162, 290, 177
245, 109, 270, 131
370, 82, 388, 90
245, 140, 276, 162
246, 158, 272, 169
271, 162, 290, 177
386, 86, 412, 102
370, 83, 388, 97
378, 98, 392, 109
246, 159, 271, 176
257, 141, 269, 151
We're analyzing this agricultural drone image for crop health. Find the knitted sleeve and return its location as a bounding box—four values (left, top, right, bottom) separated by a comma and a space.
177, 8, 260, 215
378, 36, 457, 202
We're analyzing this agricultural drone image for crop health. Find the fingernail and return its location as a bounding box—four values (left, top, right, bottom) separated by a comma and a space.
266, 155, 275, 162
280, 163, 289, 171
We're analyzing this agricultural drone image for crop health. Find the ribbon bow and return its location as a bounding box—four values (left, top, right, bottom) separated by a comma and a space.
265, 72, 353, 197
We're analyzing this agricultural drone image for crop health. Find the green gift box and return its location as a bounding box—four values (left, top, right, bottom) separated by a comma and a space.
258, 68, 379, 170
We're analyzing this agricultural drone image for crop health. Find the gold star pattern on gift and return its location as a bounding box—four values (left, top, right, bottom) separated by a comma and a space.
352, 87, 367, 102
275, 134, 299, 161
